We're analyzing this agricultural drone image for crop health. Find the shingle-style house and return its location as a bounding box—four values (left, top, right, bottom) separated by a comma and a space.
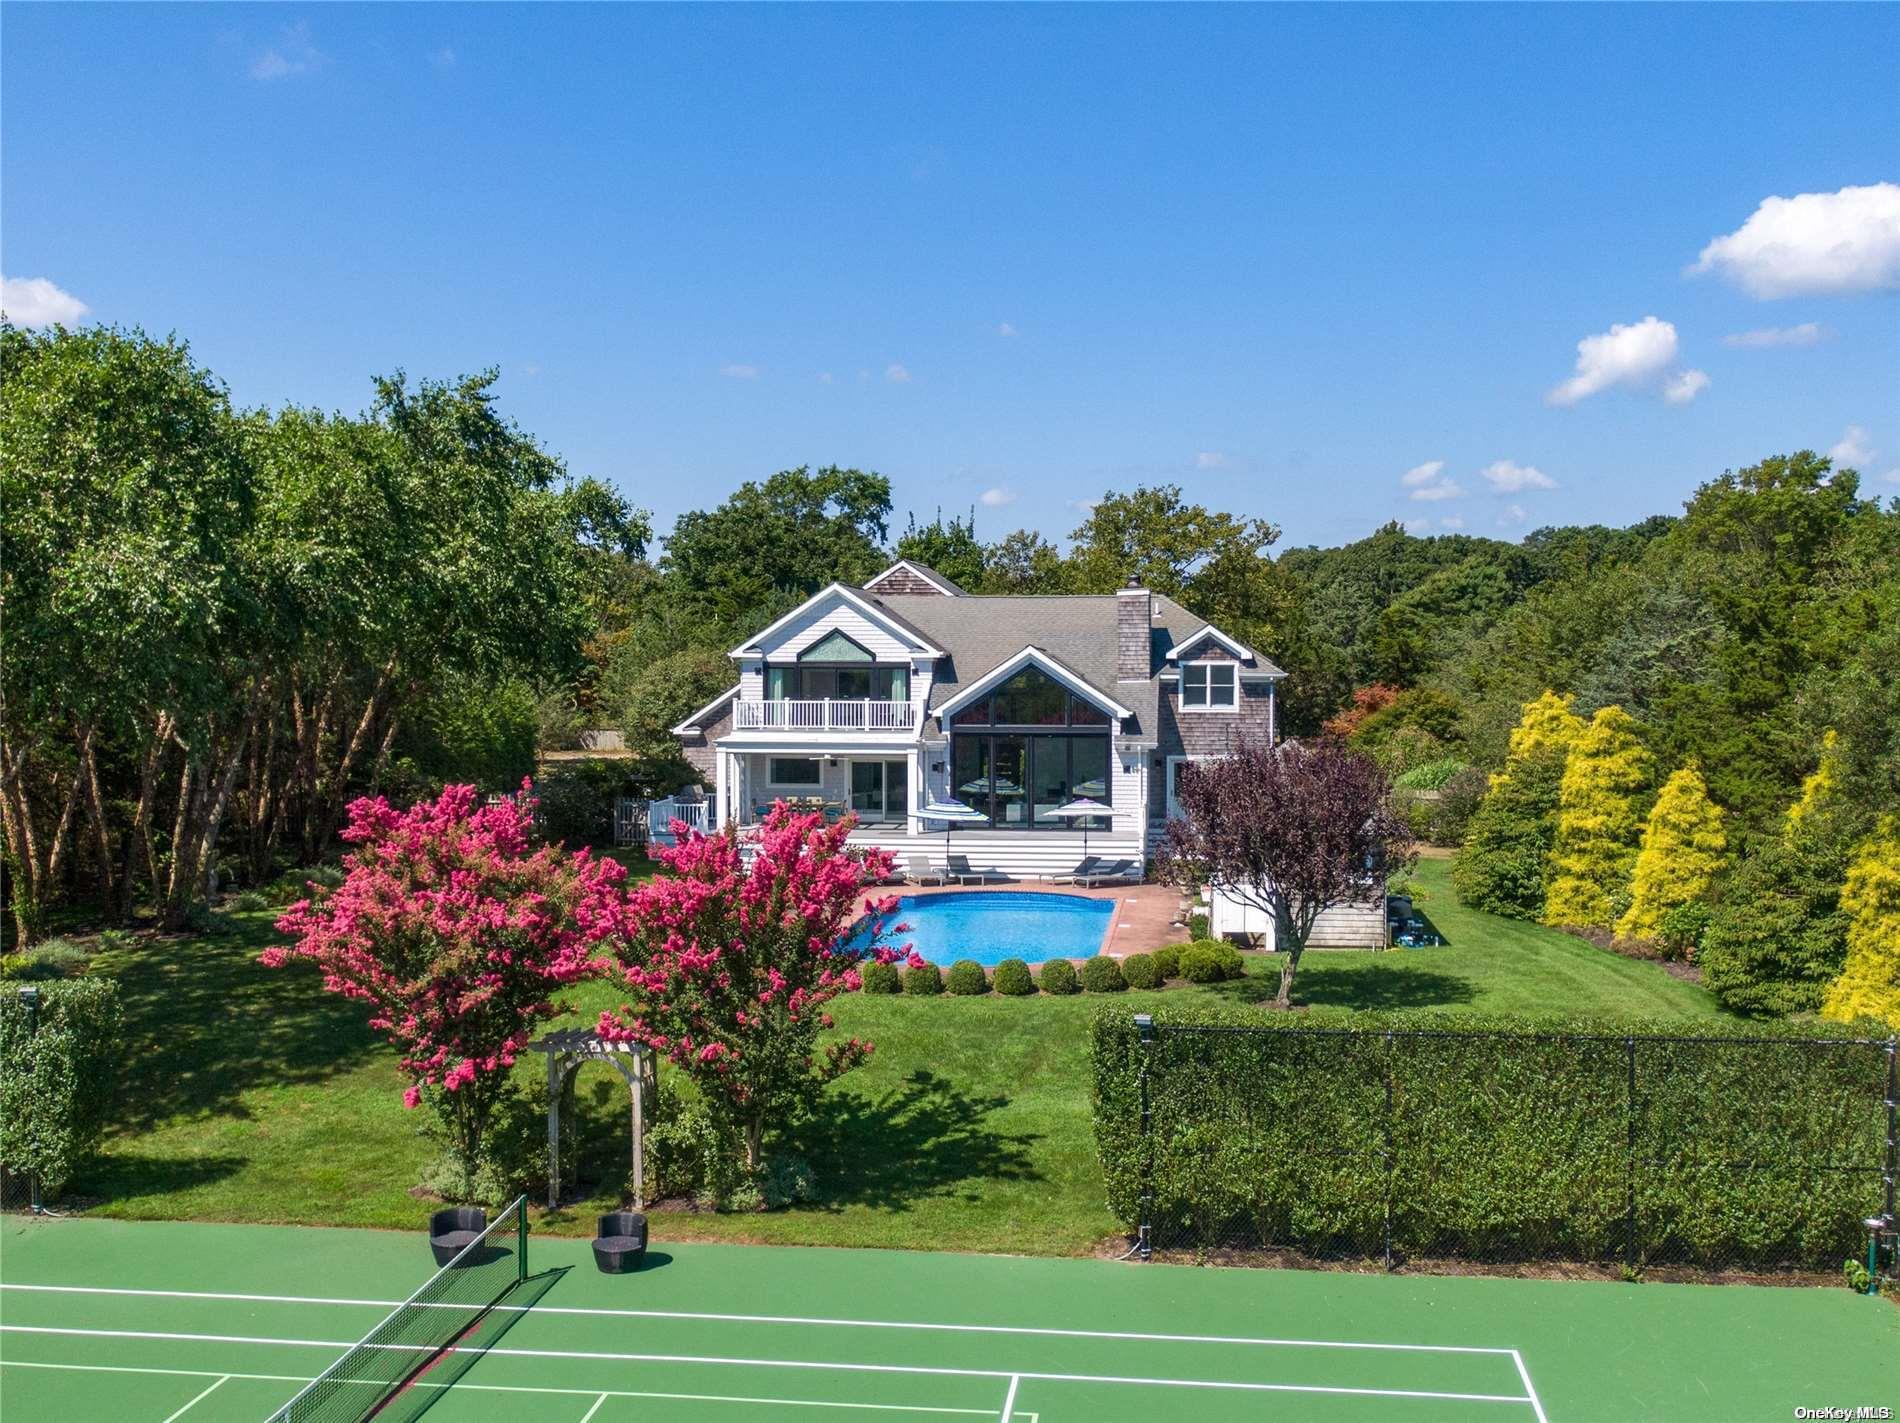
664, 558, 1287, 881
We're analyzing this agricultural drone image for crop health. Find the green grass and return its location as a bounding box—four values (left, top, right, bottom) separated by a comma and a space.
73, 857, 1727, 1253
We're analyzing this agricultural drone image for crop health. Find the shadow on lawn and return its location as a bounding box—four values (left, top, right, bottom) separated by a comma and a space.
93, 912, 384, 1133
1203, 955, 1478, 1012
801, 1069, 1041, 1212
78, 1150, 249, 1204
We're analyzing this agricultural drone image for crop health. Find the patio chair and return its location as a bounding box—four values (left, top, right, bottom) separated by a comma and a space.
948, 854, 1003, 886
907, 853, 948, 886
1050, 856, 1101, 885
427, 1207, 486, 1267
1077, 859, 1136, 888
591, 1210, 649, 1274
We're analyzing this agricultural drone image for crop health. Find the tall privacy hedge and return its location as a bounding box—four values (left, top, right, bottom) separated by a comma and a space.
1092, 1006, 1895, 1270
0, 979, 123, 1196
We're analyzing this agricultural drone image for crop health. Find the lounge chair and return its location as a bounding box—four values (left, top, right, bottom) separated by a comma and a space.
948, 854, 1003, 886
427, 1207, 486, 1267
1051, 856, 1101, 885
907, 854, 948, 886
1077, 859, 1136, 888
592, 1210, 649, 1274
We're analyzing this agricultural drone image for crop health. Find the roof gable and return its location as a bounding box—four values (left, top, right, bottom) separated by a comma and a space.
729, 583, 945, 659
933, 646, 1135, 724
864, 559, 965, 596
1166, 624, 1256, 663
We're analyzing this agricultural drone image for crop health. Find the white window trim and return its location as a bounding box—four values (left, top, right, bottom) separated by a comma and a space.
765, 756, 824, 789
1179, 660, 1239, 712
1165, 754, 1217, 820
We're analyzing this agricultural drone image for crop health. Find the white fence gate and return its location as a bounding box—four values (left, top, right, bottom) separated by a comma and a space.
642, 796, 711, 847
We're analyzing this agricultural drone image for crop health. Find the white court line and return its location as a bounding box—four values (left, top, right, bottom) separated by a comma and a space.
0, 1283, 1518, 1357
999, 1373, 1021, 1423
158, 1375, 228, 1423
577, 1393, 609, 1423
1511, 1350, 1552, 1423
0, 1325, 1540, 1407
0, 1361, 1008, 1417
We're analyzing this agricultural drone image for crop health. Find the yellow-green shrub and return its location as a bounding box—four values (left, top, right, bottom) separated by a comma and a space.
1617, 765, 1725, 943
1544, 706, 1651, 929
1822, 823, 1900, 1032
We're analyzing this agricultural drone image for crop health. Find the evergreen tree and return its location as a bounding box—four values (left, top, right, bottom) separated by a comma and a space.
1452, 692, 1584, 919
1617, 764, 1726, 942
1821, 823, 1900, 1032
1543, 706, 1651, 929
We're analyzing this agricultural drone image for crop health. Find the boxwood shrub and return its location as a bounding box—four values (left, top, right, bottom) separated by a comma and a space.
1120, 953, 1161, 990
1150, 945, 1181, 980
860, 960, 901, 994
1038, 958, 1080, 995
902, 962, 944, 996
0, 978, 123, 1197
1091, 1005, 1897, 1271
946, 960, 990, 995
1081, 955, 1128, 993
993, 959, 1035, 996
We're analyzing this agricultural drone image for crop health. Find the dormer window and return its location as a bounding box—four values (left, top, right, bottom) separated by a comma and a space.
1181, 661, 1237, 710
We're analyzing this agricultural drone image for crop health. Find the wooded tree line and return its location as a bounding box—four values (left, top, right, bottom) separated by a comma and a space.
6, 323, 1897, 1031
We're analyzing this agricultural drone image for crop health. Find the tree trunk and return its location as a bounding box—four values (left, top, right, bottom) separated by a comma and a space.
124, 712, 174, 922
745, 1114, 764, 1172
1273, 948, 1300, 1010
83, 733, 117, 913
319, 662, 396, 852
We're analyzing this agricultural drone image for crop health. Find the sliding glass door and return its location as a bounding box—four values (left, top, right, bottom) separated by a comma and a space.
849, 760, 909, 823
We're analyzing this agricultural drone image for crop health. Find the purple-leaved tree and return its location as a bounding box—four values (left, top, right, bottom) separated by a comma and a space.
1160, 737, 1416, 1009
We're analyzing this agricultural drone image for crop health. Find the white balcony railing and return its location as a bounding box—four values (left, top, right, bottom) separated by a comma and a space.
735, 698, 918, 732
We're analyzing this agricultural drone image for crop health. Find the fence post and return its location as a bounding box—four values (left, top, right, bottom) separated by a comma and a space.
1623, 1035, 1638, 1274
18, 986, 43, 1215
1883, 1039, 1898, 1287
1382, 1030, 1395, 1273
1135, 1013, 1156, 1262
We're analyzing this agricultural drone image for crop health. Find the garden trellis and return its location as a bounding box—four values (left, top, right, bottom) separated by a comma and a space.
528, 1029, 655, 1210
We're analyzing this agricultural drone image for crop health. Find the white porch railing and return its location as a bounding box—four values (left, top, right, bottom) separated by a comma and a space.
644, 796, 712, 843
735, 699, 918, 732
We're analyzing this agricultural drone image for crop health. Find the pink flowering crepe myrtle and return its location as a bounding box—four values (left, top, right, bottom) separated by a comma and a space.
597, 801, 920, 1170
263, 780, 623, 1164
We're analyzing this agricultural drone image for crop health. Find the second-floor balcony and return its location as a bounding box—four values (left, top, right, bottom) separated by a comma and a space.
735, 698, 919, 732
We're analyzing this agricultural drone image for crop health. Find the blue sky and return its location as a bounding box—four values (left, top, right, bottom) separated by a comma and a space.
5, 3, 1897, 550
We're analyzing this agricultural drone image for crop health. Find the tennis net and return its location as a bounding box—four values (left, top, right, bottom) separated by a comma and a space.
268, 1194, 529, 1423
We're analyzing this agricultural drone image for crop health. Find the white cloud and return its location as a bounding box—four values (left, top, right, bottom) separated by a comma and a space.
1829, 425, 1877, 469
1195, 451, 1226, 470
1069, 497, 1099, 514
1409, 479, 1465, 503
1498, 504, 1529, 527
719, 363, 760, 380
1400, 460, 1446, 487
1663, 368, 1711, 405
1439, 514, 1466, 530
997, 322, 1018, 338
884, 362, 911, 383
251, 22, 322, 80
0, 275, 89, 327
1547, 316, 1699, 406
1882, 469, 1900, 485
1690, 183, 1900, 298
1480, 459, 1557, 493
979, 487, 1018, 508
1722, 322, 1828, 349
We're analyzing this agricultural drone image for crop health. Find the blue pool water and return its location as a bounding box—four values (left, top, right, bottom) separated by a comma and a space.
855, 891, 1114, 967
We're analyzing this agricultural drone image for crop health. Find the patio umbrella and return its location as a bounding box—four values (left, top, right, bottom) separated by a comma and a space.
1046, 797, 1111, 862
920, 798, 988, 868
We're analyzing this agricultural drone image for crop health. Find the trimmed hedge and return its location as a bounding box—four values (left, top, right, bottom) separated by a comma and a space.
1081, 956, 1127, 993
993, 959, 1035, 996
1150, 945, 1181, 980
860, 960, 901, 994
947, 960, 990, 996
1038, 959, 1080, 995
1091, 1005, 1896, 1271
1179, 941, 1245, 983
1120, 953, 1160, 990
0, 978, 123, 1196
902, 963, 944, 996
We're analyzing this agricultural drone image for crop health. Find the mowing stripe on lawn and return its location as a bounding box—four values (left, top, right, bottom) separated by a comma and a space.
0, 1283, 1519, 1356
0, 1325, 1540, 1407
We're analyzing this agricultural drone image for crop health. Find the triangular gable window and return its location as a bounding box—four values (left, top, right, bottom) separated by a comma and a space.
799, 630, 875, 663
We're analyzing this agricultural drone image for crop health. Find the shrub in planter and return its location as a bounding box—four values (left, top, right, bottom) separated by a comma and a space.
860, 959, 902, 994
1082, 955, 1128, 993
1038, 958, 1080, 995
903, 962, 944, 996
993, 959, 1035, 996
1120, 953, 1161, 990
1150, 945, 1182, 980
947, 960, 989, 995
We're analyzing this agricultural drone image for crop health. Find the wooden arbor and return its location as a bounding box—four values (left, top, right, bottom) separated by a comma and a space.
526, 1029, 654, 1210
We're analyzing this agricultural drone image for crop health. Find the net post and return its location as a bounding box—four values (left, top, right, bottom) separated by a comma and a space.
517, 1193, 529, 1285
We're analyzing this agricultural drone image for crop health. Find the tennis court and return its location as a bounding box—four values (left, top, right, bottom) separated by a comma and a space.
2, 1212, 1894, 1422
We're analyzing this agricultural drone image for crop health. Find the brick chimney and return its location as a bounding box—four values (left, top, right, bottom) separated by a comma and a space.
1117, 579, 1151, 682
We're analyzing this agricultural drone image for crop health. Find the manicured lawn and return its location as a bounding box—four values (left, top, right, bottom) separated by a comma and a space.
73, 856, 1727, 1254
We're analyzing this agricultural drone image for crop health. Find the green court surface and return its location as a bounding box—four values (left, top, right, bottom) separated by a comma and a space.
1, 1216, 1894, 1422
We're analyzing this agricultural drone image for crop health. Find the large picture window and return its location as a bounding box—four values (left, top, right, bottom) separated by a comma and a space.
1181, 661, 1237, 710
949, 668, 1112, 830
767, 757, 822, 787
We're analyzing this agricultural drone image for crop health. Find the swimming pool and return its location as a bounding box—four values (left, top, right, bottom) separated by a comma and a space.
854, 891, 1115, 967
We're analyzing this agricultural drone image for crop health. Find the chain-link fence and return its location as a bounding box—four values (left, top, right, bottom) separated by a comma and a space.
1095, 1016, 1898, 1281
